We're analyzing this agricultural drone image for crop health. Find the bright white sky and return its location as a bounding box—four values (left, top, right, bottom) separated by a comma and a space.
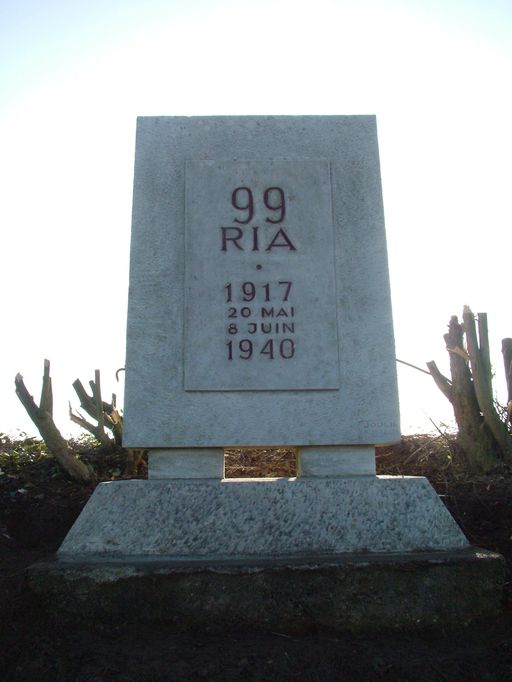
1, 0, 511, 439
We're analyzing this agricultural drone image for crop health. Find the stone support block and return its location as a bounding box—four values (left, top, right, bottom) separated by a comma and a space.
148, 448, 224, 479
298, 446, 375, 476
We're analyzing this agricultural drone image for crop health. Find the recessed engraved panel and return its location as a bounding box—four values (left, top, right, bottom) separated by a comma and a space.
184, 159, 339, 391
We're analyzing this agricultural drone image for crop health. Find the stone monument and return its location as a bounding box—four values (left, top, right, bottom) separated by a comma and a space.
31, 117, 504, 630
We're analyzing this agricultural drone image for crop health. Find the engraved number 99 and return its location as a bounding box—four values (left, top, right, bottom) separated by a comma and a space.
232, 186, 286, 224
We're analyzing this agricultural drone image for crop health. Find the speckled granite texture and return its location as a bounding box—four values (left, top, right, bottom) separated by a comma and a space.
58, 476, 468, 561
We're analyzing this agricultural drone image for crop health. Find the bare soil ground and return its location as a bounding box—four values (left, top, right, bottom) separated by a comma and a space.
1, 434, 511, 681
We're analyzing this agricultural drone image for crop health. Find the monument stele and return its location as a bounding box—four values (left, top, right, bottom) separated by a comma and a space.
36, 117, 503, 631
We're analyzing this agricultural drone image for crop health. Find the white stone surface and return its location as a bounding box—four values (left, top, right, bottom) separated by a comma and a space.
298, 446, 375, 476
58, 477, 469, 561
124, 116, 400, 448
148, 449, 224, 479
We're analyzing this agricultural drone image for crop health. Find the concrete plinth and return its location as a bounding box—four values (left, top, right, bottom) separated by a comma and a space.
29, 549, 505, 632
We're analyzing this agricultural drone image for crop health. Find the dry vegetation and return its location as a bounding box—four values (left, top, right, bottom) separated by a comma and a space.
225, 446, 297, 478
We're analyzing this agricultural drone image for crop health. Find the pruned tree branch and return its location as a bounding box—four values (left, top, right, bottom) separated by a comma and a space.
94, 370, 107, 443
428, 308, 508, 471
70, 370, 123, 446
39, 358, 53, 416
478, 313, 492, 398
426, 361, 453, 403
15, 372, 42, 423
68, 403, 111, 445
72, 378, 113, 421
15, 361, 95, 483
463, 306, 512, 461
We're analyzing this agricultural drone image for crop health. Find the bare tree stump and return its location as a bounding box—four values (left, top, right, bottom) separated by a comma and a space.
463, 308, 512, 459
15, 360, 95, 483
427, 312, 506, 472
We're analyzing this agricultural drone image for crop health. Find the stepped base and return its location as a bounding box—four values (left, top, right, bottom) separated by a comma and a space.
28, 476, 505, 630
29, 549, 505, 632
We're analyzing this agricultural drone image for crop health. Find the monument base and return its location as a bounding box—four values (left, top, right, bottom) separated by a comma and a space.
29, 549, 504, 632
29, 476, 505, 630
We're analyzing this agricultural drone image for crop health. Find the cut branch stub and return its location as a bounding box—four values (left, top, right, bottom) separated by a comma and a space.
15, 361, 95, 483
477, 313, 492, 399
425, 361, 453, 404
93, 370, 107, 443
443, 315, 478, 413
502, 338, 512, 401
430, 314, 500, 472
68, 402, 111, 445
39, 358, 53, 416
71, 370, 123, 446
463, 306, 512, 461
72, 378, 114, 421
